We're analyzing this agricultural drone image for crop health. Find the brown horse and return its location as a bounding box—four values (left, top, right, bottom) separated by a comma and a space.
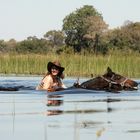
73, 67, 138, 91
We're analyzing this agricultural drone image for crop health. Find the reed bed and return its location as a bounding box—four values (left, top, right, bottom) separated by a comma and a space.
0, 53, 140, 78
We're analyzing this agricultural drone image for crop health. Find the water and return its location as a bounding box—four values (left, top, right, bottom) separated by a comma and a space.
0, 76, 140, 140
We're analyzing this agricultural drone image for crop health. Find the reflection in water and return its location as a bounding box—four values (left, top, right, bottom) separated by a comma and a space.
12, 95, 15, 134
45, 92, 140, 140
46, 95, 63, 116
47, 110, 63, 116
47, 96, 63, 107
0, 77, 140, 140
46, 95, 110, 116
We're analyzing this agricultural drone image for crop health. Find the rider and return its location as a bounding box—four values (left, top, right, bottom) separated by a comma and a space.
36, 61, 66, 92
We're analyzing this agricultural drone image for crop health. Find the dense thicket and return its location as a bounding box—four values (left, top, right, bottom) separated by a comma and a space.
0, 5, 140, 55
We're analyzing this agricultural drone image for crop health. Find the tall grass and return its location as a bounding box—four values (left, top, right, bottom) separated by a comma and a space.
0, 52, 140, 78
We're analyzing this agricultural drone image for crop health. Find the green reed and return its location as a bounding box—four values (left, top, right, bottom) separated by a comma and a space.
0, 52, 140, 78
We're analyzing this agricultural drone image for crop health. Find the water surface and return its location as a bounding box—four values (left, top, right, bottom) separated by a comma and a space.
0, 76, 140, 140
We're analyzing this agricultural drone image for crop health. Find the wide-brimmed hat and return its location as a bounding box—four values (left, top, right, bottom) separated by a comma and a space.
47, 61, 65, 76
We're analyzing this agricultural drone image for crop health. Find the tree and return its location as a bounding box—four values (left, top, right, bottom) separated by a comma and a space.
44, 30, 65, 48
122, 22, 140, 52
83, 16, 108, 53
62, 5, 108, 53
0, 40, 6, 52
6, 39, 17, 52
15, 37, 49, 54
107, 22, 140, 52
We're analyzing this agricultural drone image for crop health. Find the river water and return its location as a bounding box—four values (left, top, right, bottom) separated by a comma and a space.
0, 76, 140, 140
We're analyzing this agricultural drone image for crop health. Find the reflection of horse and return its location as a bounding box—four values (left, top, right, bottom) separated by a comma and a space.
73, 67, 138, 91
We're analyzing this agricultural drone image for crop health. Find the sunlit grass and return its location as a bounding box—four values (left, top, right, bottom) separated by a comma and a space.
0, 52, 140, 78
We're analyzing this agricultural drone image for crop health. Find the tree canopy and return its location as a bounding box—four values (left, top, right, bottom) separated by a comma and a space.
62, 5, 108, 53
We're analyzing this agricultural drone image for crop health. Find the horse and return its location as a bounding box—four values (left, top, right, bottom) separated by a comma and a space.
73, 67, 138, 92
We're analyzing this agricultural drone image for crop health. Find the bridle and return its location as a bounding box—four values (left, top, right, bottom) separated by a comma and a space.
100, 75, 118, 88
110, 74, 129, 87
100, 75, 129, 88
119, 78, 129, 87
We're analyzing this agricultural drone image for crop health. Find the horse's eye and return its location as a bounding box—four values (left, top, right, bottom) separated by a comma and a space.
116, 76, 121, 80
114, 75, 120, 80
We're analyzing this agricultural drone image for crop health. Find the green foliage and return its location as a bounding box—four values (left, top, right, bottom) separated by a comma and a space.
15, 37, 49, 54
44, 30, 65, 47
0, 40, 7, 52
105, 22, 140, 52
63, 5, 107, 53
123, 22, 140, 52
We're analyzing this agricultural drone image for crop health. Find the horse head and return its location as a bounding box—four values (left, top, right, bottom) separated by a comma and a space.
103, 67, 138, 90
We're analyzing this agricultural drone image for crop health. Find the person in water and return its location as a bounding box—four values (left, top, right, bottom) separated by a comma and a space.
36, 61, 66, 92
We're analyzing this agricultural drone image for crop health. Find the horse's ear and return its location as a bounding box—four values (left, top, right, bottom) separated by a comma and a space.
107, 67, 112, 73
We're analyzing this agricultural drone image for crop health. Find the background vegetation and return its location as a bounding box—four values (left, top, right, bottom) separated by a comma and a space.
0, 5, 140, 77
0, 52, 140, 78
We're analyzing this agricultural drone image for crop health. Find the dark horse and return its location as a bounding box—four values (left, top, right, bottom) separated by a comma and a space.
73, 67, 138, 91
